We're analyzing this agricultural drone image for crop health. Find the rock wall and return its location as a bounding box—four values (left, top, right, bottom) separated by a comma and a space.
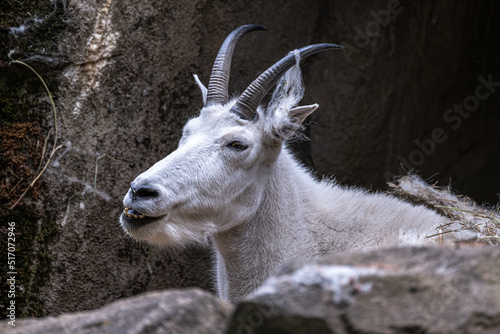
302, 0, 500, 203
1, 0, 499, 318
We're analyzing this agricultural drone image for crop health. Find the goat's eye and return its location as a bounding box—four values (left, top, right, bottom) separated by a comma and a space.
227, 141, 248, 151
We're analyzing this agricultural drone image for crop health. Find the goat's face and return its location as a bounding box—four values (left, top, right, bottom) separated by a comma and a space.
120, 25, 342, 246
121, 103, 274, 246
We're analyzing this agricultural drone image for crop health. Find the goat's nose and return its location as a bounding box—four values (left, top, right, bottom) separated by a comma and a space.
130, 182, 159, 200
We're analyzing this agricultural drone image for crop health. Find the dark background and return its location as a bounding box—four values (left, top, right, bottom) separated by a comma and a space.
1, 0, 499, 317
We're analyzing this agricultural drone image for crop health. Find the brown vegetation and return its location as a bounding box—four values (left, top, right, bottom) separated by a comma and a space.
0, 121, 44, 209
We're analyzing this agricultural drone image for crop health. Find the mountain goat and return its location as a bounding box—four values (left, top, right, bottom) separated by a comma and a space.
121, 25, 461, 302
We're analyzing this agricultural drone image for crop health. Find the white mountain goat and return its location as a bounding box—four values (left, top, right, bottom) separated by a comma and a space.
120, 25, 463, 302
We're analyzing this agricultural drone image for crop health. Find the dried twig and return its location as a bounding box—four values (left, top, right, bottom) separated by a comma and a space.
37, 127, 53, 172
9, 60, 61, 210
12, 60, 58, 150
9, 144, 65, 210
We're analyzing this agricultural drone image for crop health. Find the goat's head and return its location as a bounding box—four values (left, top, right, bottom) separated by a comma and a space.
120, 25, 343, 246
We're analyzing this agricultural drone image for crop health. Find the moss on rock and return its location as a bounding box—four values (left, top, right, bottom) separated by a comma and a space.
0, 0, 66, 318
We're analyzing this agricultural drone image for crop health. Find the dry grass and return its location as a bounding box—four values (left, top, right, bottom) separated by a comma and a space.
8, 60, 63, 210
388, 175, 500, 245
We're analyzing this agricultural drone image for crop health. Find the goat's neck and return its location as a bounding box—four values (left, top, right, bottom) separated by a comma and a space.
212, 148, 314, 301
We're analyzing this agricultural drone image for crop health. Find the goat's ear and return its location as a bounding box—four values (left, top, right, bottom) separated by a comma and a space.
265, 51, 318, 143
289, 104, 318, 123
193, 74, 208, 105
269, 104, 318, 142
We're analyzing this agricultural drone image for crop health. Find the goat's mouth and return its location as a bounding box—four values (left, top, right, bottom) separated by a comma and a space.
123, 207, 146, 219
121, 207, 163, 228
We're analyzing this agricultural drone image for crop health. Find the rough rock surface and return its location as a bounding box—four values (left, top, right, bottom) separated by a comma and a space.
3, 246, 499, 334
2, 288, 233, 334
226, 246, 500, 334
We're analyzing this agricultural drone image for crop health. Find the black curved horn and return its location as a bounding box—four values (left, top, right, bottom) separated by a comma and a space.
206, 24, 266, 106
230, 43, 344, 121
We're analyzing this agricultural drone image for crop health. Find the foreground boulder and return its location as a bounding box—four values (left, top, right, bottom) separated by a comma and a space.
3, 288, 233, 334
2, 246, 499, 334
226, 245, 500, 334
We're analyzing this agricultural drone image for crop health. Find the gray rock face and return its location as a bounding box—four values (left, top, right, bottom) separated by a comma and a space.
226, 246, 500, 334
3, 288, 233, 334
